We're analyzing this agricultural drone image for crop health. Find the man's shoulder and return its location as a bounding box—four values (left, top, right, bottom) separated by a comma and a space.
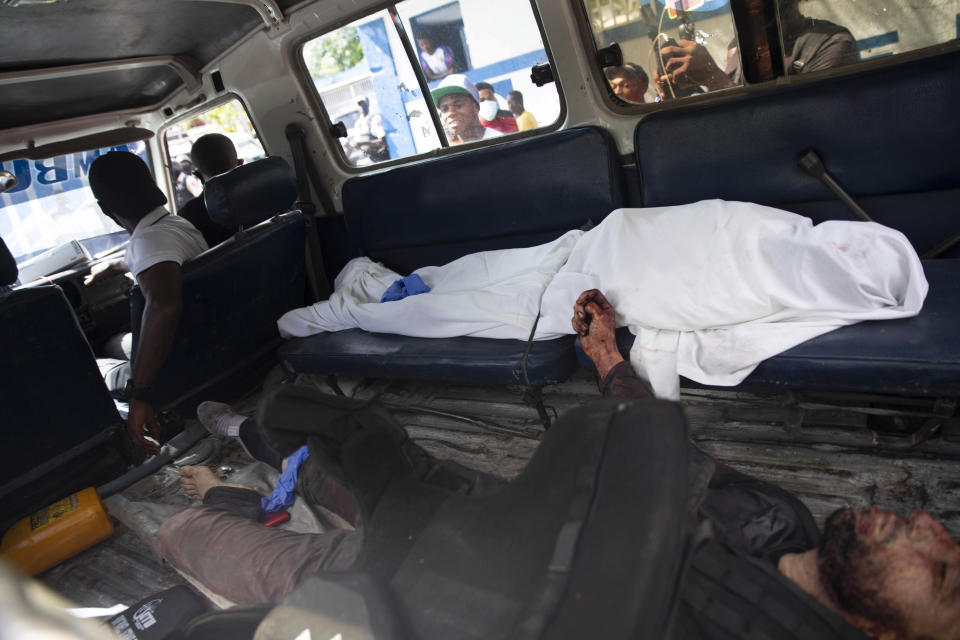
127, 208, 208, 276
794, 17, 857, 53
793, 19, 858, 72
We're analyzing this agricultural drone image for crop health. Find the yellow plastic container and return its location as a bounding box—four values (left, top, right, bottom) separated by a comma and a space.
1, 487, 114, 576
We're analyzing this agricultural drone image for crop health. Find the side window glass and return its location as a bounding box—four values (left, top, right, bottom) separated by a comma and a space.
396, 0, 561, 144
301, 1, 562, 165
783, 0, 960, 71
163, 98, 265, 212
0, 142, 149, 271
584, 0, 742, 104
303, 10, 443, 166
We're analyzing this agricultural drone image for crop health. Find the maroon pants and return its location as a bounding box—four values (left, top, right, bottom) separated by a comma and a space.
157, 506, 360, 606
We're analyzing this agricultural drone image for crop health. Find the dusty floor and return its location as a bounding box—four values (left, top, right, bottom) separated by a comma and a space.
39, 370, 960, 613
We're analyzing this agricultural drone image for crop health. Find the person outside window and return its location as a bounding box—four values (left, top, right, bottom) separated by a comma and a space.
475, 82, 518, 134
417, 34, 457, 81
604, 63, 650, 104
430, 74, 503, 145
507, 90, 538, 131
348, 98, 389, 163
655, 0, 858, 99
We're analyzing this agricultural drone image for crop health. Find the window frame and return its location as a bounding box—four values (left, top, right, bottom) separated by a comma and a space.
292, 0, 568, 173
157, 92, 266, 211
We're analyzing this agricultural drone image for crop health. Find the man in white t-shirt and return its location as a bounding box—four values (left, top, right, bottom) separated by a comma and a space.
430, 75, 504, 145
88, 151, 208, 455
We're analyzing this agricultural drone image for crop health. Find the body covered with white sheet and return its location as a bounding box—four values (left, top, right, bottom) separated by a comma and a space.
278, 230, 582, 340
538, 201, 927, 397
279, 200, 927, 398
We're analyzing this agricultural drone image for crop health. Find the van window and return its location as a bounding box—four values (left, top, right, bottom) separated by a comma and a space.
784, 1, 960, 66
0, 142, 149, 267
585, 0, 960, 105
301, 0, 562, 166
584, 0, 741, 104
163, 98, 265, 211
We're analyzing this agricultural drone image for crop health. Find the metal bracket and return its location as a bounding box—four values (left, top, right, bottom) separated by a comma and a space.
870, 397, 957, 449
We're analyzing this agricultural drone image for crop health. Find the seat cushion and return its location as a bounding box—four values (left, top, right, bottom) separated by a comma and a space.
745, 259, 960, 396
576, 260, 960, 397
279, 330, 579, 387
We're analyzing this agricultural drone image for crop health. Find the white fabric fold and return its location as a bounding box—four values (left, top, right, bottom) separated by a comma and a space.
538, 201, 927, 398
278, 200, 927, 399
277, 230, 583, 340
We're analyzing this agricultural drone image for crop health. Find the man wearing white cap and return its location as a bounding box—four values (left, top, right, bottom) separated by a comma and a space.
430, 74, 504, 145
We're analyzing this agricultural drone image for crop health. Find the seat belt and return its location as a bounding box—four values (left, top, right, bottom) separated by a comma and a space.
285, 123, 332, 301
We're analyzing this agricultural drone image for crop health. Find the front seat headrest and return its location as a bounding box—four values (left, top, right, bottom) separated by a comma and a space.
204, 156, 298, 229
1, 236, 17, 286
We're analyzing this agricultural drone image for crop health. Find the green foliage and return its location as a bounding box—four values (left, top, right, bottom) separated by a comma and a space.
303, 26, 365, 77
203, 102, 254, 135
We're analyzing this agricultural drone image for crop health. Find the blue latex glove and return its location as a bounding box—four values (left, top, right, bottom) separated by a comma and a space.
380, 274, 430, 302
261, 444, 309, 514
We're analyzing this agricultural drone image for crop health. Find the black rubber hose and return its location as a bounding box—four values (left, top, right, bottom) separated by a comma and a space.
97, 423, 207, 498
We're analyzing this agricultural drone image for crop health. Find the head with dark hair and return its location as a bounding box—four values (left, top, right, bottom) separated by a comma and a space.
474, 82, 498, 104
89, 151, 166, 228
416, 33, 435, 53
818, 508, 960, 639
189, 133, 240, 181
604, 63, 649, 104
507, 90, 524, 116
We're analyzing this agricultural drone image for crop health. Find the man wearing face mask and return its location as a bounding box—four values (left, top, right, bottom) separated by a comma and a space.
474, 81, 518, 134
430, 75, 504, 145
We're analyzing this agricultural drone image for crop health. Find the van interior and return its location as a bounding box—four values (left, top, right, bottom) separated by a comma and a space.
1, 0, 958, 636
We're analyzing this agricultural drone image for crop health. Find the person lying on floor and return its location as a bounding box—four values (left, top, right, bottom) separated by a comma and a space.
158, 290, 960, 639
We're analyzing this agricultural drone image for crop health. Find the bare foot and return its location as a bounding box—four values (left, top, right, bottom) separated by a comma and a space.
179, 466, 252, 500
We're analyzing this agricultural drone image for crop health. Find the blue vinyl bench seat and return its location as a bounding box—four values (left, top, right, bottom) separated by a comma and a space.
279, 331, 578, 387
625, 49, 960, 398
577, 259, 960, 397
280, 126, 625, 387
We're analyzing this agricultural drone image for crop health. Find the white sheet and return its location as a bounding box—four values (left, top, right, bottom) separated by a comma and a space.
279, 200, 927, 399
277, 230, 582, 340
537, 201, 927, 397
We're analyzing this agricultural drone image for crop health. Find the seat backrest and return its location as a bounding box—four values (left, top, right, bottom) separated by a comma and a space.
130, 159, 305, 409
0, 237, 123, 523
634, 50, 960, 257
342, 126, 626, 274
204, 156, 299, 229
0, 234, 16, 287
343, 400, 692, 640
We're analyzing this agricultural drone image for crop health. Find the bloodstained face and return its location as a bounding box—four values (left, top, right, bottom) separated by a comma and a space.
819, 508, 960, 639
437, 93, 481, 140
